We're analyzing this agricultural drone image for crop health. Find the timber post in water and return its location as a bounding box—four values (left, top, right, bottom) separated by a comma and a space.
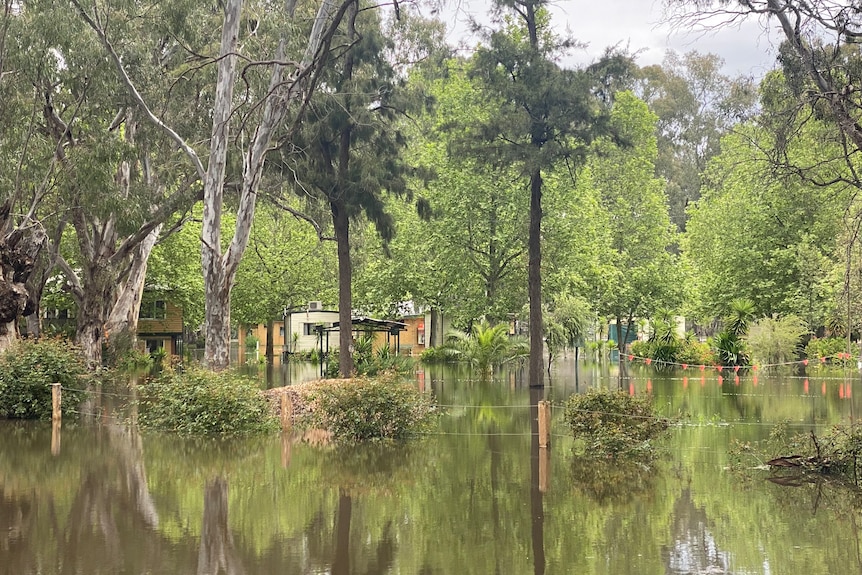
51, 383, 61, 456
51, 383, 61, 426
537, 400, 550, 448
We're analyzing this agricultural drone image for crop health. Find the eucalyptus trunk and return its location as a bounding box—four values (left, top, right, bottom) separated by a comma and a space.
200, 0, 242, 370
75, 261, 120, 370
105, 224, 162, 345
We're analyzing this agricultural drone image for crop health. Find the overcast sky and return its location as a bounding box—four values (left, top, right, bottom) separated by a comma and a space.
441, 0, 781, 78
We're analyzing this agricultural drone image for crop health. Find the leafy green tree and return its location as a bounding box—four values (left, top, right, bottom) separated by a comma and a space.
637, 50, 757, 230
232, 203, 336, 359
746, 314, 807, 368
683, 123, 843, 328
459, 4, 633, 387
383, 63, 530, 326
68, 0, 358, 370
276, 1, 416, 377
589, 91, 681, 350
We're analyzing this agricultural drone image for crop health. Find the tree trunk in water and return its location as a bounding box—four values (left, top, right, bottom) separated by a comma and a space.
197, 477, 245, 575
528, 168, 544, 388
76, 267, 115, 370
529, 387, 546, 574
265, 320, 274, 363
332, 488, 352, 575
332, 200, 354, 377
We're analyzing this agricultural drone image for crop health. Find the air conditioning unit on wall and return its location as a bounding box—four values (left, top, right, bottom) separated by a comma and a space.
307, 301, 322, 312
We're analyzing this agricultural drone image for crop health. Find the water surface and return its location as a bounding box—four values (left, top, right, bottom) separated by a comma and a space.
2, 360, 862, 574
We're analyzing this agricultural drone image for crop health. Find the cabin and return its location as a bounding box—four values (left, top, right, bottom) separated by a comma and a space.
137, 298, 184, 356
237, 301, 451, 361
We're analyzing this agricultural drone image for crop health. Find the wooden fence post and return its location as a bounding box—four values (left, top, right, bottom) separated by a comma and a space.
52, 383, 62, 426
51, 383, 62, 456
537, 400, 550, 448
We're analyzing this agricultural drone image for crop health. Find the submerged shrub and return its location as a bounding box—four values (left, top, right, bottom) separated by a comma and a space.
137, 367, 279, 434
746, 315, 807, 368
730, 421, 862, 485
0, 338, 88, 420
563, 389, 670, 458
305, 375, 437, 442
805, 337, 853, 365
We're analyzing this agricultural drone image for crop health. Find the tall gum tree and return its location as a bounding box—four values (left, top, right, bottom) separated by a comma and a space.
458, 4, 632, 387
275, 1, 418, 377
0, 0, 198, 366
72, 0, 355, 370
668, 0, 862, 343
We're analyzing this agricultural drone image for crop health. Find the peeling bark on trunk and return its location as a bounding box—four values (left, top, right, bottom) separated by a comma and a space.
75, 264, 116, 370
105, 224, 161, 349
201, 0, 243, 371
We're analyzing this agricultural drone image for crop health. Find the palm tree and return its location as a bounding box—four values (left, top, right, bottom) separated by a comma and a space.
446, 320, 528, 377
726, 298, 756, 337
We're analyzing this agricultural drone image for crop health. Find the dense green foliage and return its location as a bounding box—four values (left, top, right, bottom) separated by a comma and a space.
137, 368, 279, 434
746, 315, 807, 368
805, 337, 855, 364
0, 339, 88, 420
304, 376, 437, 442
563, 389, 670, 457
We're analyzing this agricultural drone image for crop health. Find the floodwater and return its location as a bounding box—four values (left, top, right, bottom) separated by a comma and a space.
3, 359, 862, 574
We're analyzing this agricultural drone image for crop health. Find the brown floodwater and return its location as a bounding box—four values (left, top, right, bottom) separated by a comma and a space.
2, 360, 862, 574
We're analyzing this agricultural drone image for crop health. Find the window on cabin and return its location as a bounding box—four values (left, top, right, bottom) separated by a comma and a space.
140, 300, 167, 319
